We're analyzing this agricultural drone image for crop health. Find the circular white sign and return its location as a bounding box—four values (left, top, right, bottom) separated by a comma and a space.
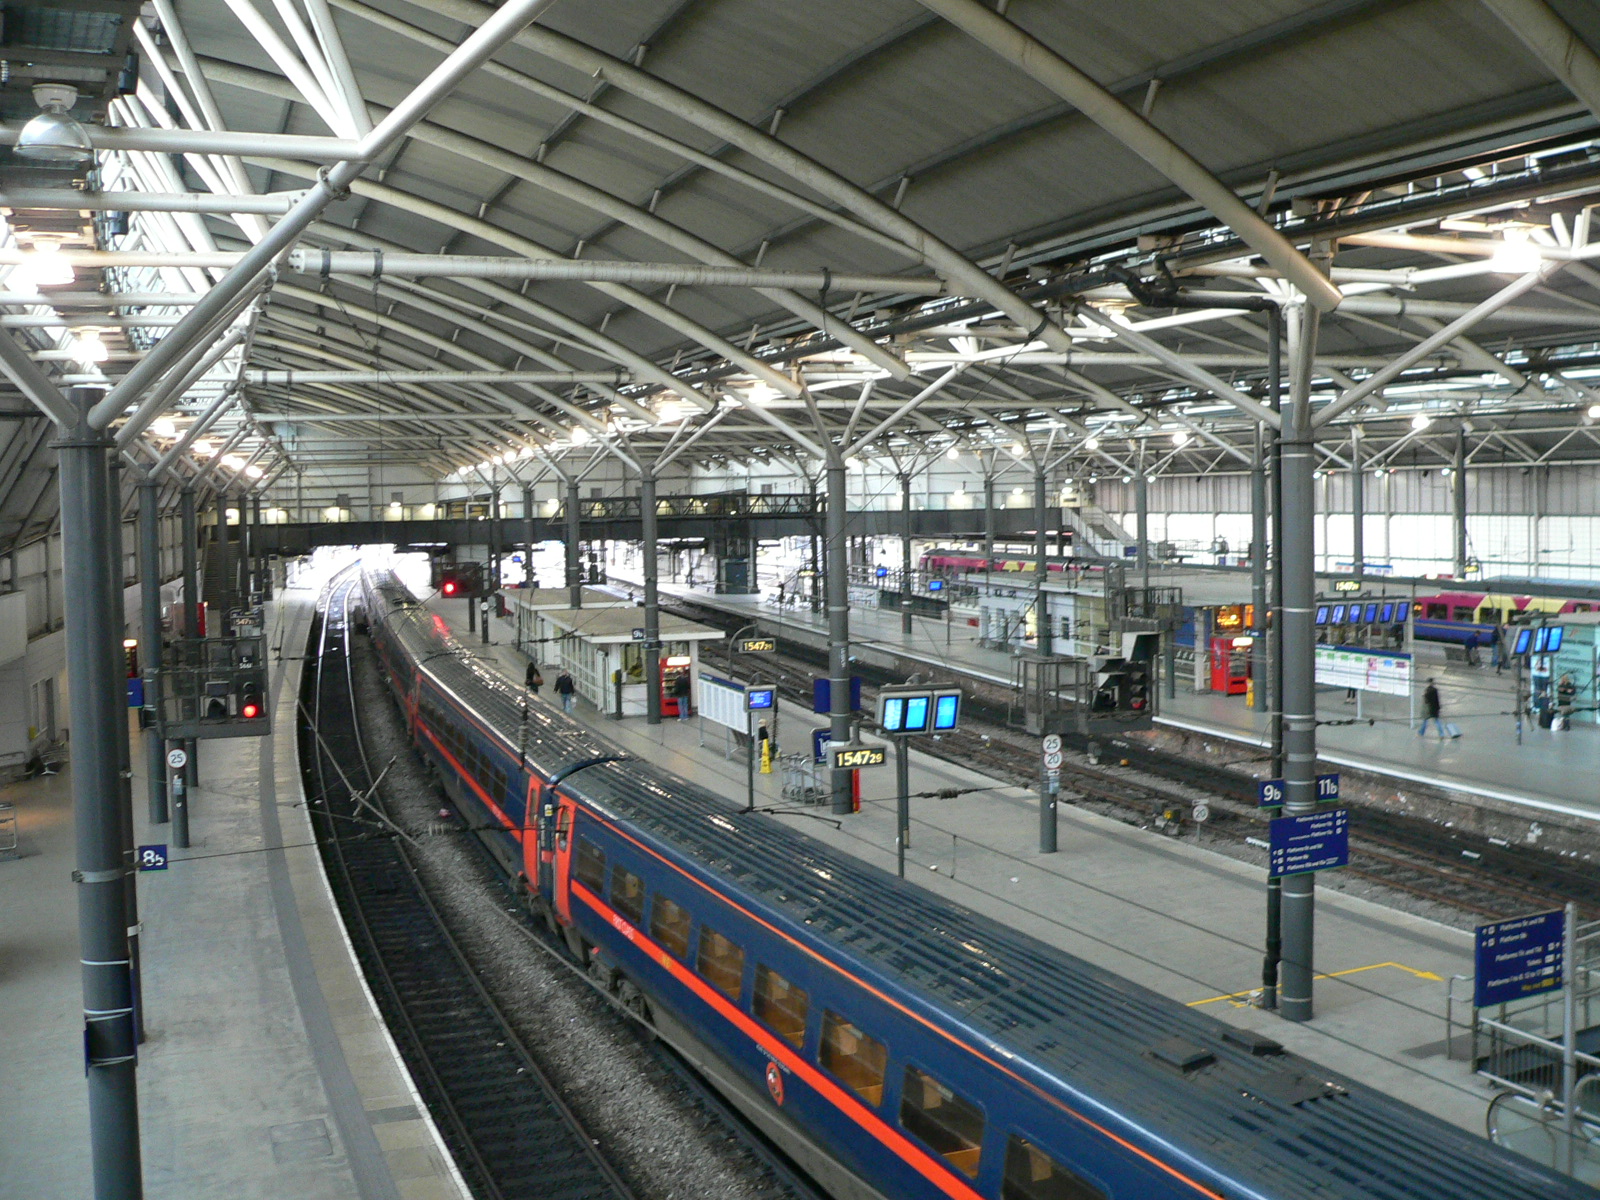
1043, 750, 1064, 770
166, 748, 188, 770
1042, 734, 1063, 754
1192, 802, 1211, 823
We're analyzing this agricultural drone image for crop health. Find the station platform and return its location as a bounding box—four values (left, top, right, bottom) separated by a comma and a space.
631, 578, 1600, 826
435, 592, 1503, 1137
1, 574, 467, 1199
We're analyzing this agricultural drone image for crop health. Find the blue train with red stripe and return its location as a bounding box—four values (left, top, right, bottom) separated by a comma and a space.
361, 569, 1589, 1200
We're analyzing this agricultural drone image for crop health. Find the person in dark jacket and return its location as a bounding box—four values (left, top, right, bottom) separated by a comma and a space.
1417, 679, 1447, 739
525, 661, 543, 694
671, 671, 691, 720
554, 669, 576, 713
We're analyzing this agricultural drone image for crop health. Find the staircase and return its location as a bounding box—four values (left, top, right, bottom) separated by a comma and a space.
1063, 502, 1138, 559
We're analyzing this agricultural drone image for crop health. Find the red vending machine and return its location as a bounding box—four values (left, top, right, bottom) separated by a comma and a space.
1209, 636, 1252, 695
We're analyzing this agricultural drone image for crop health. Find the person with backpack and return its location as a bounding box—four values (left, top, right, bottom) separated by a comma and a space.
554, 668, 576, 713
525, 661, 543, 695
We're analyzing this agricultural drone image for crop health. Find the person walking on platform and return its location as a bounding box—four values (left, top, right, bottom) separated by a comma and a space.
672, 671, 691, 721
555, 668, 576, 714
525, 661, 543, 695
1417, 678, 1454, 739
1463, 630, 1480, 667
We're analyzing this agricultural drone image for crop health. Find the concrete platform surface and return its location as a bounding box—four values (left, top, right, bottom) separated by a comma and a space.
0, 578, 468, 1200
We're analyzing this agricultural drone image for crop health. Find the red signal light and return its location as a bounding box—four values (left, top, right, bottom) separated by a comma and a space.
241, 700, 262, 719
442, 579, 458, 596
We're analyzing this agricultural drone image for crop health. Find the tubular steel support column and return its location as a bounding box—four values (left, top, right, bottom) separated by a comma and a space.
1279, 302, 1321, 1024
106, 455, 142, 1043
178, 487, 199, 795
137, 479, 166, 825
522, 485, 534, 588
900, 473, 914, 636
1034, 468, 1051, 656
566, 479, 582, 608
826, 460, 853, 814
1263, 306, 1285, 1009
57, 388, 143, 1199
1350, 428, 1364, 581
213, 492, 230, 634
1250, 428, 1268, 712
1135, 473, 1150, 589
1453, 427, 1468, 577
641, 470, 662, 725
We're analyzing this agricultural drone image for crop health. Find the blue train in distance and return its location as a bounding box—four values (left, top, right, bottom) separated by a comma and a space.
362, 568, 1590, 1200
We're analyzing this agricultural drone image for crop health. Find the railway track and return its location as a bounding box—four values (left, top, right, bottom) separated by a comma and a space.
678, 597, 1600, 923
301, 574, 637, 1200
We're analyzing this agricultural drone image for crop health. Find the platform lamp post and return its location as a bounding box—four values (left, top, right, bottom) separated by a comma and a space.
57, 386, 143, 1198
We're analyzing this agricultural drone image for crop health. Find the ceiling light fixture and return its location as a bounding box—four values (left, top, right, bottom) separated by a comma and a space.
16, 84, 94, 165
1488, 229, 1542, 274
570, 425, 591, 446
1587, 404, 1600, 421
26, 242, 74, 287
1172, 429, 1190, 447
1410, 412, 1433, 431
70, 329, 108, 365
657, 399, 683, 424
150, 417, 177, 439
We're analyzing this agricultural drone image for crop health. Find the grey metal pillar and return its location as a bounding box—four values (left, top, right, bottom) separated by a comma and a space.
137, 480, 166, 825
213, 491, 230, 634
826, 459, 853, 814
56, 388, 143, 1199
1263, 306, 1285, 1009
1453, 427, 1468, 577
566, 479, 582, 608
1279, 302, 1322, 1023
1135, 473, 1150, 589
900, 473, 914, 636
641, 470, 662, 725
1034, 468, 1051, 655
983, 474, 996, 575
251, 494, 262, 599
179, 487, 199, 792
106, 456, 142, 1042
236, 491, 251, 603
522, 485, 534, 588
1250, 426, 1269, 711
1350, 428, 1364, 581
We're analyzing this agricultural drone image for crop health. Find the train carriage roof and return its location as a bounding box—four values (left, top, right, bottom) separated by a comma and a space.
566, 755, 1577, 1200
367, 573, 615, 773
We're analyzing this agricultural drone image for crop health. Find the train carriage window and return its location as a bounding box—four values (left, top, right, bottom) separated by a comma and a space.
820, 1010, 886, 1107
573, 837, 605, 893
1002, 1136, 1107, 1200
696, 925, 745, 1001
901, 1065, 985, 1179
753, 964, 809, 1049
650, 895, 692, 960
611, 866, 645, 926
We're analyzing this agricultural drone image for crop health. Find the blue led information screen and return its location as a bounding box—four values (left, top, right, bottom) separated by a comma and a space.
881, 695, 907, 732
903, 695, 931, 733
933, 693, 960, 730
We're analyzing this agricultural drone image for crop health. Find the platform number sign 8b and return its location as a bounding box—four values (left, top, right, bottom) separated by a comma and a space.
137, 844, 168, 871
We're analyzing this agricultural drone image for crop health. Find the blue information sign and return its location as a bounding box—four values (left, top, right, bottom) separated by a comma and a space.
812, 677, 863, 714
746, 687, 775, 711
1475, 909, 1565, 1008
1317, 772, 1340, 801
136, 844, 169, 871
928, 579, 945, 592
1257, 778, 1286, 807
1268, 808, 1350, 877
812, 727, 832, 764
